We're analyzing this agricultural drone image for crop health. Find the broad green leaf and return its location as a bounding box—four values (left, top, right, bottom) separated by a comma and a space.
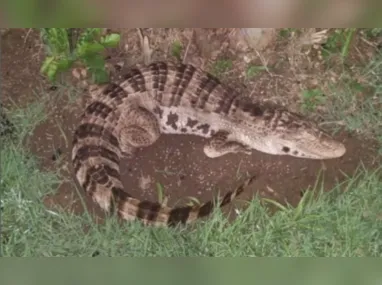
82, 53, 105, 69
56, 28, 70, 54
91, 69, 109, 84
101, 34, 121, 47
42, 29, 70, 58
56, 57, 73, 71
77, 28, 102, 45
47, 61, 58, 81
82, 54, 109, 84
42, 28, 70, 55
86, 42, 106, 54
76, 42, 105, 58
40, 56, 55, 74
92, 28, 102, 36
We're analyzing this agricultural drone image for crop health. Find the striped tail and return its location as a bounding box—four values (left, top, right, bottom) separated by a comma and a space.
109, 174, 256, 227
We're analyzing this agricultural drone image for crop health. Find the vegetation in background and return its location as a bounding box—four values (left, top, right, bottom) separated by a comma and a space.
4, 0, 99, 27
210, 59, 233, 77
324, 50, 382, 142
171, 40, 182, 61
245, 65, 267, 79
301, 88, 326, 113
279, 28, 298, 38
321, 28, 356, 60
40, 28, 120, 84
362, 28, 382, 39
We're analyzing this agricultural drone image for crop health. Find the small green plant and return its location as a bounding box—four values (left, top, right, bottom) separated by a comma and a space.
363, 28, 382, 39
301, 88, 326, 113
346, 79, 367, 93
321, 29, 356, 60
279, 28, 297, 38
211, 59, 233, 77
246, 65, 267, 79
40, 28, 120, 84
171, 40, 182, 60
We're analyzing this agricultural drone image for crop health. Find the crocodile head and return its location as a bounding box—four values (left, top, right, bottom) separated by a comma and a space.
267, 110, 346, 159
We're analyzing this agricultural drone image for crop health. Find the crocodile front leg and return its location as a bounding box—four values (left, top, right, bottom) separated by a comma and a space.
203, 130, 252, 158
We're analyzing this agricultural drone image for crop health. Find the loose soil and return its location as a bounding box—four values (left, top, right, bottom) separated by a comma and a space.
1, 29, 381, 223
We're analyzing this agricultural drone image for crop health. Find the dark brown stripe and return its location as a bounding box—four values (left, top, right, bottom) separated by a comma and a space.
148, 62, 169, 103
167, 206, 192, 226
103, 82, 121, 96
103, 164, 120, 180
103, 83, 127, 105
215, 91, 237, 115
73, 145, 120, 173
251, 104, 265, 117
197, 190, 237, 219
73, 123, 119, 148
82, 169, 92, 193
157, 62, 168, 93
110, 186, 132, 214
87, 180, 97, 195
195, 73, 220, 109
85, 101, 113, 120
111, 186, 131, 200
198, 176, 255, 219
136, 200, 162, 222
220, 190, 235, 207
239, 101, 265, 117
169, 63, 186, 106
122, 67, 146, 94
197, 201, 214, 218
81, 164, 120, 192
172, 64, 196, 107
89, 166, 109, 185
150, 62, 160, 90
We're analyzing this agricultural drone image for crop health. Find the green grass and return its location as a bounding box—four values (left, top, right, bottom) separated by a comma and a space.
279, 28, 293, 38
362, 28, 382, 40
1, 98, 382, 257
245, 64, 267, 79
321, 29, 356, 60
323, 50, 382, 142
210, 59, 233, 77
300, 88, 326, 113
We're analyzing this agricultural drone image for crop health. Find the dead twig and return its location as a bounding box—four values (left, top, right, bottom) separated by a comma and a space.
23, 28, 33, 45
136, 28, 152, 65
182, 30, 194, 64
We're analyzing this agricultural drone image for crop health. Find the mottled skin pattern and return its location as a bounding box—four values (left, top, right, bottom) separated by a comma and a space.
72, 61, 346, 227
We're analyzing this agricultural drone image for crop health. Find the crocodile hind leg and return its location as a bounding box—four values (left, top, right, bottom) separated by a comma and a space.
203, 130, 252, 158
119, 106, 161, 156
